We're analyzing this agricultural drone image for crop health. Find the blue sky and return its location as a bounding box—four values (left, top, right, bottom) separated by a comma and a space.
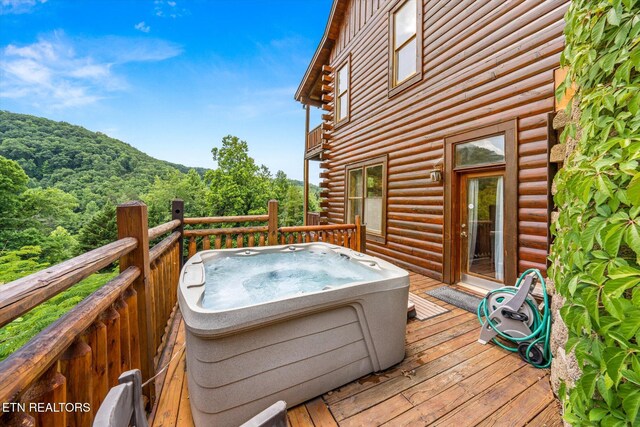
0, 0, 330, 182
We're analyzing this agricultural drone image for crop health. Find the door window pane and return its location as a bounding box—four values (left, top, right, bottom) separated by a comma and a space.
394, 0, 416, 47
455, 135, 505, 168
466, 175, 504, 281
395, 38, 417, 84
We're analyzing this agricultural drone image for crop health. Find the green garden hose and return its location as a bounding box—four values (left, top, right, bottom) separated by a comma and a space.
477, 268, 552, 368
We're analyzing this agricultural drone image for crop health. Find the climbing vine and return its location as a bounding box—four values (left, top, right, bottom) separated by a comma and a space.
550, 0, 640, 425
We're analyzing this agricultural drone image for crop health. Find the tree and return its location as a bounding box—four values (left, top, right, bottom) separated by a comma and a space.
41, 226, 78, 264
77, 202, 117, 252
0, 156, 29, 234
143, 169, 207, 225
20, 187, 79, 233
282, 186, 304, 226
205, 135, 274, 217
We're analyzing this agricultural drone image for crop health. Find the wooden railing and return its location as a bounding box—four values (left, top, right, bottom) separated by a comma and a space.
184, 200, 365, 257
306, 124, 323, 152
0, 198, 365, 426
306, 211, 321, 226
0, 201, 182, 426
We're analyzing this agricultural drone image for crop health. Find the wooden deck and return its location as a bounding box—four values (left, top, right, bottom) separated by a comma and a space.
149, 273, 562, 426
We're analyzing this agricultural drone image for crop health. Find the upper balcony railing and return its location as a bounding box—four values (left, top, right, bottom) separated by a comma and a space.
306, 211, 321, 226
305, 124, 324, 160
0, 199, 364, 426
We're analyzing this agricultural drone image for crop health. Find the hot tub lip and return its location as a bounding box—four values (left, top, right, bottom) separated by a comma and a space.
179, 242, 409, 315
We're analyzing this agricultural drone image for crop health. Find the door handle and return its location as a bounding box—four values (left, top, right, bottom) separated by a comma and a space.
460, 231, 468, 238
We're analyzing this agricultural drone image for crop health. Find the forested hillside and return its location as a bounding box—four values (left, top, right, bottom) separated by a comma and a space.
0, 111, 319, 359
0, 111, 207, 213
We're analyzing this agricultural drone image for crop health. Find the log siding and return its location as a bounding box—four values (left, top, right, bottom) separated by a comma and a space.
303, 0, 568, 280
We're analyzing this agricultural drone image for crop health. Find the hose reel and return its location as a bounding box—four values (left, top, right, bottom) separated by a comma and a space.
477, 269, 552, 368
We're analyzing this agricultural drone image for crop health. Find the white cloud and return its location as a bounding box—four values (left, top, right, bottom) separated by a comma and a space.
154, 0, 187, 18
134, 21, 151, 33
0, 0, 46, 15
0, 31, 182, 109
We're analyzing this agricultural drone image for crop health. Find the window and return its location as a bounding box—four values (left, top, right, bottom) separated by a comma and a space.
454, 135, 506, 168
389, 0, 422, 95
346, 157, 387, 237
334, 54, 351, 126
335, 57, 350, 124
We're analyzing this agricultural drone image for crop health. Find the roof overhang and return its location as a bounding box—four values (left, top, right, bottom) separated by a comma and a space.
294, 0, 348, 106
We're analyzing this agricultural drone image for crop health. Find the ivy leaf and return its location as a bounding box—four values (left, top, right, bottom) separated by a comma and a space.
582, 370, 599, 400
592, 16, 607, 43
622, 390, 640, 424
603, 224, 625, 256
604, 94, 616, 112
603, 293, 626, 320
601, 415, 626, 427
625, 224, 640, 258
618, 310, 640, 339
622, 370, 640, 386
629, 173, 640, 206
589, 407, 609, 422
609, 265, 640, 279
582, 218, 606, 251
604, 347, 628, 385
607, 7, 621, 26
598, 376, 616, 407
604, 277, 640, 299
584, 287, 600, 325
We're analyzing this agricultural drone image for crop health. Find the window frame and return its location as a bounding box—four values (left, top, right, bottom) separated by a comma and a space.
388, 0, 423, 98
334, 54, 351, 128
344, 155, 388, 241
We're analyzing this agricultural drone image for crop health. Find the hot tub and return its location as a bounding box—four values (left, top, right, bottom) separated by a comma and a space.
178, 242, 409, 426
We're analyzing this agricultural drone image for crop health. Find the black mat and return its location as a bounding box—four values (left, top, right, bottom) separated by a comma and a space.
426, 287, 482, 313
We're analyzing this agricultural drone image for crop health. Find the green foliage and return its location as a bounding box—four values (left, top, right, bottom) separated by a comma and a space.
205, 135, 274, 216
282, 185, 304, 226
550, 0, 640, 425
0, 111, 206, 211
77, 201, 117, 253
21, 187, 79, 232
0, 271, 116, 361
142, 169, 207, 225
41, 227, 78, 264
0, 156, 29, 243
0, 246, 48, 284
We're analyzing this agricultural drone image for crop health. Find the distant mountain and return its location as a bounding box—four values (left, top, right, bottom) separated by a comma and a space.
0, 111, 207, 210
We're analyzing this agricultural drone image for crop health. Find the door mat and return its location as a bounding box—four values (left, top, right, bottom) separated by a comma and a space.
425, 287, 482, 314
408, 292, 449, 320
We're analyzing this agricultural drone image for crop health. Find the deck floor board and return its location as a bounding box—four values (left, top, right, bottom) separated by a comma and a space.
150, 271, 562, 426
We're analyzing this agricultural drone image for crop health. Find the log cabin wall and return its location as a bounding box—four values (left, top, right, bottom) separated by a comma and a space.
315, 0, 569, 281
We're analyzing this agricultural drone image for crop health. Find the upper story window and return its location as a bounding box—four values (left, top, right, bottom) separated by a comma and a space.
336, 57, 350, 124
389, 0, 422, 96
346, 157, 387, 238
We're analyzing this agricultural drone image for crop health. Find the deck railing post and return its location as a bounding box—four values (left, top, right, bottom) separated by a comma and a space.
116, 201, 155, 405
171, 199, 185, 268
268, 200, 279, 246
355, 215, 366, 253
